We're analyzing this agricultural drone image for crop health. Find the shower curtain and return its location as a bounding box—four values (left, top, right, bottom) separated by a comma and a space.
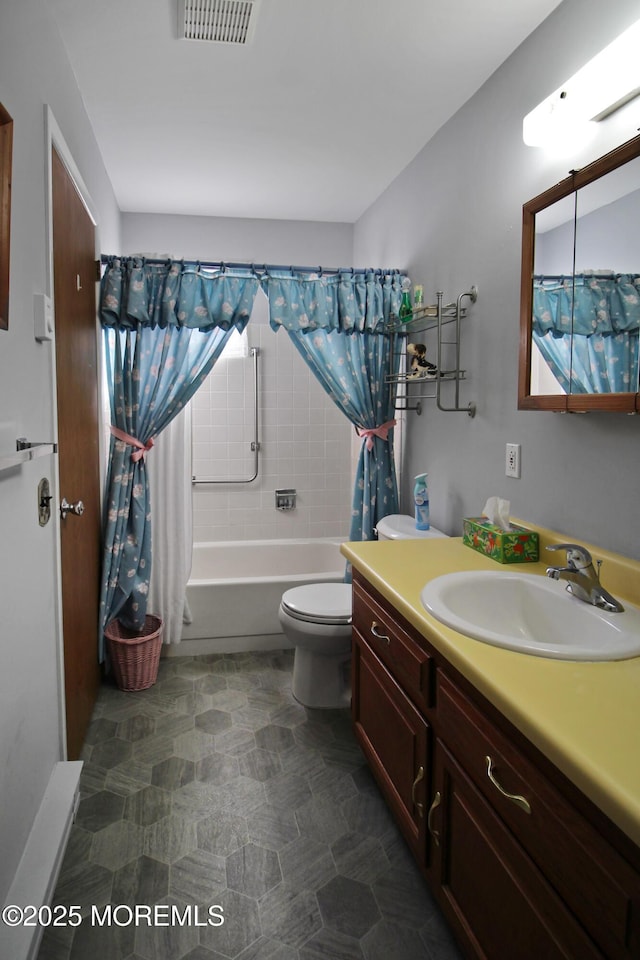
146, 405, 192, 646
98, 258, 259, 660
262, 269, 403, 545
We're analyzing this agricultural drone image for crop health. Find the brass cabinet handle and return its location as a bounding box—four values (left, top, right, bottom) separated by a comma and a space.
485, 756, 532, 815
427, 790, 441, 846
411, 765, 425, 818
370, 620, 391, 645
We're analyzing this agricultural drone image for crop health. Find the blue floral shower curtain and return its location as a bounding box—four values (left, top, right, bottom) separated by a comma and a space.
99, 258, 259, 660
262, 269, 403, 546
533, 274, 640, 393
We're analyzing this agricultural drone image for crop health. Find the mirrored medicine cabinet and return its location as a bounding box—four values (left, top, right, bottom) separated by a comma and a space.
518, 132, 640, 412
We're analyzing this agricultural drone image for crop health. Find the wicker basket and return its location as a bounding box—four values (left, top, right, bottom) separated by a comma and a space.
105, 614, 163, 691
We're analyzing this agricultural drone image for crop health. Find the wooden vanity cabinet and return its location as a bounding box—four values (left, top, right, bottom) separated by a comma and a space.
350, 569, 640, 960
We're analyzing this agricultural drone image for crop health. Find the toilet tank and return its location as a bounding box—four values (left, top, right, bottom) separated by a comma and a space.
376, 514, 448, 541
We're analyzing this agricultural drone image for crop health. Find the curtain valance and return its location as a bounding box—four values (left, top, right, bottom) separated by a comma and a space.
100, 258, 260, 331
261, 269, 405, 334
533, 274, 640, 337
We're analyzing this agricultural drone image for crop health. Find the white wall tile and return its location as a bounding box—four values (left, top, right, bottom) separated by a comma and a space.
192, 321, 352, 543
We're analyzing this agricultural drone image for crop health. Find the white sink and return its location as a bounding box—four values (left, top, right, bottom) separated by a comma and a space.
420, 570, 640, 661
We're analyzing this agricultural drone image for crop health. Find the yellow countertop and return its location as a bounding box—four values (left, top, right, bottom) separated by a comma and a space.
341, 524, 640, 849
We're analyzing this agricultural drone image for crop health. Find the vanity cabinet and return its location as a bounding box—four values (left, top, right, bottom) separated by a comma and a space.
350, 569, 640, 960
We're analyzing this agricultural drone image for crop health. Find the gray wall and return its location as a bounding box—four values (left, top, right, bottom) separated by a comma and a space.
354, 0, 640, 560
537, 186, 640, 274
0, 0, 120, 902
121, 211, 353, 267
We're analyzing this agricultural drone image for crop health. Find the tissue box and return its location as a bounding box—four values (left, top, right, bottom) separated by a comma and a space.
462, 517, 539, 564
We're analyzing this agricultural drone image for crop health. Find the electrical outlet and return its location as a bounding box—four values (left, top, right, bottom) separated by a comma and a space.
505, 442, 521, 478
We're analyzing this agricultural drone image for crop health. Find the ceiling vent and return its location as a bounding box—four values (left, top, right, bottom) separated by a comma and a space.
178, 0, 260, 45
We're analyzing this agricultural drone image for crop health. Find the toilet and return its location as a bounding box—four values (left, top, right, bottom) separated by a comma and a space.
279, 516, 449, 710
376, 513, 447, 541
279, 582, 353, 709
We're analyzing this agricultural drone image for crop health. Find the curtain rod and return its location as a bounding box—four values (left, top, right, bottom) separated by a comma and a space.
100, 255, 403, 276
533, 272, 636, 281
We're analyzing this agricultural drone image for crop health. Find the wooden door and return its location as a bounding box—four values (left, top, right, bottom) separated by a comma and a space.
52, 147, 102, 760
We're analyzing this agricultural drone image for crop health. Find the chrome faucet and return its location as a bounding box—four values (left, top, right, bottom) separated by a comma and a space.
545, 543, 624, 613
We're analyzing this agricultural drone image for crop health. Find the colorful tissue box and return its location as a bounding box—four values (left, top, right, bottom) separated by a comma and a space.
462, 517, 539, 564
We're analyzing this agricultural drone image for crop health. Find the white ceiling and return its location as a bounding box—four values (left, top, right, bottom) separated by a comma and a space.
47, 0, 563, 223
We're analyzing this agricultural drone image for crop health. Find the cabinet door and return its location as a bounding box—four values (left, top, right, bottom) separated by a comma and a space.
352, 630, 429, 864
438, 672, 640, 959
428, 741, 604, 960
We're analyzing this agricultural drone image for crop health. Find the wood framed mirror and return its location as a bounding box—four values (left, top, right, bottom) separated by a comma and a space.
518, 133, 640, 412
0, 103, 13, 332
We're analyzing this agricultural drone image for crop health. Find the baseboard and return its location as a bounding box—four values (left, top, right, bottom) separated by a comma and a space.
1, 760, 82, 960
161, 633, 294, 657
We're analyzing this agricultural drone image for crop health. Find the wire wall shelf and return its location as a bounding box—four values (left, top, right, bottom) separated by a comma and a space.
387, 286, 477, 417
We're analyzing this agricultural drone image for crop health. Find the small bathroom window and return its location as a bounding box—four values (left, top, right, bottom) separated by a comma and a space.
220, 327, 249, 360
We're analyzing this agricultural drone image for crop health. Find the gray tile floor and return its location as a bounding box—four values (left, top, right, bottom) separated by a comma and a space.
37, 650, 462, 960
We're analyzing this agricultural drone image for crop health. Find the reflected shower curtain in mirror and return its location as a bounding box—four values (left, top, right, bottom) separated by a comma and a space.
533, 274, 640, 393
99, 258, 259, 661
262, 269, 403, 550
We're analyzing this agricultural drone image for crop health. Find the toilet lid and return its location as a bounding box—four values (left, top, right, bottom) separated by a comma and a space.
281, 583, 352, 625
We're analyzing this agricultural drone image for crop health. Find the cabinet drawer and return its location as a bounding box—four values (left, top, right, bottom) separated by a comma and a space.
438, 672, 640, 959
353, 578, 433, 711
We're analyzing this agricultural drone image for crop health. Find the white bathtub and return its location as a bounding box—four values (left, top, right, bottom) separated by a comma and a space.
175, 538, 346, 656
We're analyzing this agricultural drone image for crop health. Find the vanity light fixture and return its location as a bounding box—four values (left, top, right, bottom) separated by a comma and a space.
523, 18, 640, 149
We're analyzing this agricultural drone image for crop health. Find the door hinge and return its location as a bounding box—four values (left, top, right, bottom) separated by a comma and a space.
95, 260, 102, 281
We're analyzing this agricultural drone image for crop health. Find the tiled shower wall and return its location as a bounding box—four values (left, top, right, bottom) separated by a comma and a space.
191, 293, 353, 543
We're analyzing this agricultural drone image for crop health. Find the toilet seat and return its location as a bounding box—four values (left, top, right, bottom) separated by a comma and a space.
281, 583, 352, 625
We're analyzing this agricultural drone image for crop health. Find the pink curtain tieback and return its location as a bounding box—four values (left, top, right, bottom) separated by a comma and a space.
110, 425, 154, 462
355, 419, 396, 451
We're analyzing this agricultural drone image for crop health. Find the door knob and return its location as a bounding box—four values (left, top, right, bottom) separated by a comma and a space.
60, 497, 84, 520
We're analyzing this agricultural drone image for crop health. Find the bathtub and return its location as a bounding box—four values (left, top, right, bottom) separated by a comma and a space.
175, 538, 346, 656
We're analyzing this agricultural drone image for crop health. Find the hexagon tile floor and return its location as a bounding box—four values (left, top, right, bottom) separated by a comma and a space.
37, 650, 463, 960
